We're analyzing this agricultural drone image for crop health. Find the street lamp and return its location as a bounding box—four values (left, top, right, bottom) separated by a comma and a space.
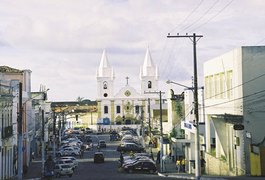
167, 80, 201, 178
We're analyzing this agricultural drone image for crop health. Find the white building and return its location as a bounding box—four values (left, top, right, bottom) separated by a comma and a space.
203, 46, 265, 176
96, 48, 160, 133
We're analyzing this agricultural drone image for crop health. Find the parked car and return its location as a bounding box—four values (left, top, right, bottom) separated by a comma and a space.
98, 140, 107, 148
85, 128, 93, 134
110, 131, 120, 141
123, 160, 157, 174
94, 152, 104, 163
58, 156, 78, 169
117, 143, 144, 153
57, 148, 80, 157
54, 164, 73, 178
55, 159, 75, 170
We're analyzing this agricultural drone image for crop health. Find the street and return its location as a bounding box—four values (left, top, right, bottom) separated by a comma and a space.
24, 133, 178, 180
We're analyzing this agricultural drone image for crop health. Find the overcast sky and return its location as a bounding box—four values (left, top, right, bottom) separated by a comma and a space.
0, 0, 264, 101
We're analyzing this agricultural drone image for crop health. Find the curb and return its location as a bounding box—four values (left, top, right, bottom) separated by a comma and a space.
158, 172, 195, 179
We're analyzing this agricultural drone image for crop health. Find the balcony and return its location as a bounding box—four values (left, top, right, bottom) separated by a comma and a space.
2, 126, 13, 139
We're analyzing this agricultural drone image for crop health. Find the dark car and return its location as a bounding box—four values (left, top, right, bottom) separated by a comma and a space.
110, 131, 119, 141
98, 140, 107, 148
94, 152, 104, 163
123, 160, 157, 174
117, 143, 144, 153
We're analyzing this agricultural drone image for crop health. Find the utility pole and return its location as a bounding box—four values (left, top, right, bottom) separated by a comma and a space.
18, 82, 23, 180
167, 33, 203, 180
148, 98, 151, 142
140, 106, 144, 137
145, 91, 165, 172
41, 109, 45, 177
53, 112, 56, 158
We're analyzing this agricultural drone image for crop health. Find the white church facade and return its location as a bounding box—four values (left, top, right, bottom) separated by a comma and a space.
96, 48, 160, 129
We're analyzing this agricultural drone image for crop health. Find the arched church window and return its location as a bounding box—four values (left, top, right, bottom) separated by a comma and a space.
103, 81, 108, 89
148, 81, 152, 89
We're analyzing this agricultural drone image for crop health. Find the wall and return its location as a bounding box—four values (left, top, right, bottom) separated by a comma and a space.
242, 46, 265, 175
205, 153, 231, 176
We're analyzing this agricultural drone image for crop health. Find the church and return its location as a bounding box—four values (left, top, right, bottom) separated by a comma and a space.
96, 48, 160, 127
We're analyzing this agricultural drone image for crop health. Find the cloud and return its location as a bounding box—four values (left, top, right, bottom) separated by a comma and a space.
1, 0, 265, 101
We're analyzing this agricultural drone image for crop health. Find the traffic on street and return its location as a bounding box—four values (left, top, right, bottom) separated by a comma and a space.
35, 127, 177, 180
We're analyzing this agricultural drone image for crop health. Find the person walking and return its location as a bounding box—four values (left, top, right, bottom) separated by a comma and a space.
120, 153, 124, 167
201, 156, 206, 174
176, 159, 181, 173
44, 155, 55, 180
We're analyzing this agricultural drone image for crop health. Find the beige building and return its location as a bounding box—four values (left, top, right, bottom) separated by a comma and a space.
0, 66, 32, 179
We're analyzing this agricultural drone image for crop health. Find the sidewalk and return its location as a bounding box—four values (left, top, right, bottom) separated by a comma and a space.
11, 159, 42, 180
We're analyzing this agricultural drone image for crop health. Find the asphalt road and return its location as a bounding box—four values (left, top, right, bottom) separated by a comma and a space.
23, 133, 180, 180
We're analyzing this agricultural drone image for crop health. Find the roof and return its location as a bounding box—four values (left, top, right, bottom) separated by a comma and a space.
0, 66, 23, 73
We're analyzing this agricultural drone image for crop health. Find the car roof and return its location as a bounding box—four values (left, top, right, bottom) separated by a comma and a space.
94, 152, 103, 155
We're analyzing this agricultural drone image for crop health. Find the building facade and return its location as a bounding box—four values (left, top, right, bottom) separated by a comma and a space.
96, 48, 160, 132
0, 66, 32, 179
204, 46, 265, 176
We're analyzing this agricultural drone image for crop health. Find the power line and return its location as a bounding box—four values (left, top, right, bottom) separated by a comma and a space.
205, 71, 265, 100
169, 0, 204, 34
204, 88, 265, 109
189, 0, 234, 32
180, 0, 220, 33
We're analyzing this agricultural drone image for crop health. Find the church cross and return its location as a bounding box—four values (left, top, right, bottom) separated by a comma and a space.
126, 76, 129, 85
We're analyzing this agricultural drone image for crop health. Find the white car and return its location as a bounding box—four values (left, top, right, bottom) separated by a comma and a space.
57, 147, 80, 156
59, 156, 78, 169
54, 164, 73, 178
56, 159, 75, 170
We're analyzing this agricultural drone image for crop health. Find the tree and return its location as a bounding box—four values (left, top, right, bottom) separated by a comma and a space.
77, 96, 84, 102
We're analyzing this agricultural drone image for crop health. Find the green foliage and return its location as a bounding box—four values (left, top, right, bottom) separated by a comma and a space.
170, 127, 177, 138
220, 155, 227, 162
175, 102, 184, 118
210, 148, 216, 156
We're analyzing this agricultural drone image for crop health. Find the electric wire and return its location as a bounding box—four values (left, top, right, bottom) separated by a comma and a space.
204, 88, 265, 109
189, 0, 234, 32
169, 0, 204, 34
204, 71, 265, 100
180, 0, 220, 33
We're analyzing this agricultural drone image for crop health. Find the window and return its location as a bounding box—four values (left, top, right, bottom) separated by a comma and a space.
104, 106, 108, 114
116, 106, 121, 114
148, 81, 152, 88
135, 105, 139, 114
103, 81, 108, 89
227, 70, 233, 99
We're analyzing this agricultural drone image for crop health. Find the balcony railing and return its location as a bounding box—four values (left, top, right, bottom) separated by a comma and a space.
2, 125, 13, 139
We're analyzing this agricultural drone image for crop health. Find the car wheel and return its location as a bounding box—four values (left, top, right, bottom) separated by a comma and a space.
69, 174, 73, 177
149, 169, 154, 174
128, 169, 133, 173
56, 173, 60, 178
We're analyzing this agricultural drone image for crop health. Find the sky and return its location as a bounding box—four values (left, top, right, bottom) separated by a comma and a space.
0, 0, 265, 101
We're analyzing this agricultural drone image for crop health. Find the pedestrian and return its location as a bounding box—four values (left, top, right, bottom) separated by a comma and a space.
150, 151, 154, 161
181, 158, 185, 172
44, 155, 55, 179
120, 153, 124, 167
156, 151, 160, 164
176, 159, 180, 173
201, 157, 206, 174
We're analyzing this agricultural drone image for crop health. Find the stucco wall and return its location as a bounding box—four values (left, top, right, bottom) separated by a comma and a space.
205, 153, 231, 176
